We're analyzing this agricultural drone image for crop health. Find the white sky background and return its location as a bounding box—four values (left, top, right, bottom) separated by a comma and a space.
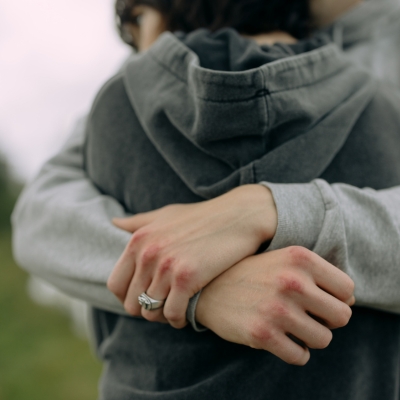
0, 0, 131, 180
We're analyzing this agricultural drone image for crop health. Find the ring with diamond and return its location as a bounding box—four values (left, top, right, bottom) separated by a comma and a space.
138, 292, 165, 311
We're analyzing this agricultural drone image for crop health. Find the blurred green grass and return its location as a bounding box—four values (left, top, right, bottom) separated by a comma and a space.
0, 229, 102, 400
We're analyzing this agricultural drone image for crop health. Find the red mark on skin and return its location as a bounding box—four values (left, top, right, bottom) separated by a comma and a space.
270, 302, 290, 318
287, 246, 312, 267
131, 230, 148, 245
141, 244, 161, 264
279, 276, 304, 294
174, 268, 193, 289
250, 322, 274, 346
159, 258, 174, 276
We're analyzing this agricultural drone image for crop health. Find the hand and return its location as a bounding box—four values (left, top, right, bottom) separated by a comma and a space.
108, 184, 278, 328
196, 246, 355, 366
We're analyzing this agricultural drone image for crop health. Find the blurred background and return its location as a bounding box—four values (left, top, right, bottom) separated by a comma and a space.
0, 0, 131, 398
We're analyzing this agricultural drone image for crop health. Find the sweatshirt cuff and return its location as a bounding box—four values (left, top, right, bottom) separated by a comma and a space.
259, 181, 326, 252
186, 290, 208, 332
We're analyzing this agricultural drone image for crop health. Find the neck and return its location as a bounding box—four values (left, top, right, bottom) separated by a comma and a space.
310, 0, 363, 27
244, 31, 298, 46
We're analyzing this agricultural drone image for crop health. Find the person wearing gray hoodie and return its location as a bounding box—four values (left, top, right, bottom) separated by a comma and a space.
12, 0, 400, 399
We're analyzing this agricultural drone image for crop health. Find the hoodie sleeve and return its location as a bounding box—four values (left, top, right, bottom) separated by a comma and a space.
11, 118, 221, 328
12, 118, 400, 320
261, 180, 400, 314
11, 118, 130, 315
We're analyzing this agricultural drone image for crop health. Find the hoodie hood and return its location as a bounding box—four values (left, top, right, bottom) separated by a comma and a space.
122, 28, 377, 198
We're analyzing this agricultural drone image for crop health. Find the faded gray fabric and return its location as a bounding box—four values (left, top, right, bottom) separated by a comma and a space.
12, 119, 130, 315
262, 180, 400, 314
12, 0, 400, 319
115, 32, 374, 200
10, 0, 400, 398
82, 13, 400, 400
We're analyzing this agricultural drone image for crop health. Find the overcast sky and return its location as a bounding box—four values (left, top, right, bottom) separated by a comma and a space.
0, 0, 130, 180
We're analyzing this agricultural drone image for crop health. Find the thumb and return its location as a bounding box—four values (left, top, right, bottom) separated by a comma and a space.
113, 212, 157, 233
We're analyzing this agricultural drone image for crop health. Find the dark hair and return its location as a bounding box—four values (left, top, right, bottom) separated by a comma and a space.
116, 0, 311, 47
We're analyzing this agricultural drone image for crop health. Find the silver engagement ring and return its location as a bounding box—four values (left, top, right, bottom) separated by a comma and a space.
138, 292, 165, 311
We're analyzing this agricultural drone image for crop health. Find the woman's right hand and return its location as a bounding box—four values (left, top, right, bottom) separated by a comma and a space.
196, 246, 355, 366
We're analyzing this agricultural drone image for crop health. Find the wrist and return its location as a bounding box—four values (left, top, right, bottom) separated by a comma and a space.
234, 184, 278, 243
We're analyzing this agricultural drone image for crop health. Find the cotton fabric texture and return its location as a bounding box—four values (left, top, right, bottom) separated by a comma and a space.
83, 22, 400, 400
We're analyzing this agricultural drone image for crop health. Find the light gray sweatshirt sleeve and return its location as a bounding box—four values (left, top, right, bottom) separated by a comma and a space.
12, 119, 130, 315
261, 180, 400, 314
11, 120, 214, 325
12, 119, 400, 324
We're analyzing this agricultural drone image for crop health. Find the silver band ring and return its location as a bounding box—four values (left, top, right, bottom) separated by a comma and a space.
138, 292, 165, 311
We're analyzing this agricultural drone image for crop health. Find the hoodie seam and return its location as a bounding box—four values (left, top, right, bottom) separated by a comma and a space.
194, 91, 269, 104
190, 44, 340, 87
192, 63, 346, 103
149, 33, 343, 92
259, 69, 270, 144
184, 51, 338, 88
150, 41, 348, 101
268, 64, 349, 95
149, 51, 189, 85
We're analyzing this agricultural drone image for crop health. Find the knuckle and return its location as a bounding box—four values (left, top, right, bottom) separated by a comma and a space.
332, 305, 352, 328
170, 320, 187, 330
164, 308, 182, 324
268, 301, 290, 319
130, 229, 148, 246
313, 330, 333, 350
248, 323, 275, 348
339, 305, 353, 327
107, 276, 124, 298
157, 257, 175, 276
107, 275, 117, 292
140, 244, 161, 265
142, 310, 161, 322
124, 301, 139, 316
127, 230, 149, 255
342, 276, 355, 298
173, 266, 195, 290
286, 350, 309, 366
286, 246, 312, 267
277, 273, 304, 295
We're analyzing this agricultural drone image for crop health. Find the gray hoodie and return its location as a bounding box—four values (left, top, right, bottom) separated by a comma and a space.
11, 0, 400, 398
80, 14, 400, 397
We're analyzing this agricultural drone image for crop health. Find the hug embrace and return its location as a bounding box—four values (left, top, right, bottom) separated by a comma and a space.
12, 0, 400, 399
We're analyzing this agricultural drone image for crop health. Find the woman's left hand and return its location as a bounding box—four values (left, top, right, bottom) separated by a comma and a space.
108, 184, 278, 328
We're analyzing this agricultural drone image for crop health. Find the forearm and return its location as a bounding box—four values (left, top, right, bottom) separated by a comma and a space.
262, 180, 400, 313
12, 119, 131, 311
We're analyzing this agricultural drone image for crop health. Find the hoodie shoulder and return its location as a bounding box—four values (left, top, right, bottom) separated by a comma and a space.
89, 73, 132, 123
84, 71, 144, 203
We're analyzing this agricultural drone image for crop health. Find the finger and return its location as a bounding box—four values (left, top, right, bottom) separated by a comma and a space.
309, 255, 355, 302
141, 277, 171, 324
286, 311, 333, 350
123, 265, 154, 316
163, 288, 190, 330
346, 295, 356, 306
257, 331, 310, 366
141, 307, 169, 324
107, 246, 136, 302
113, 211, 160, 233
303, 285, 352, 330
